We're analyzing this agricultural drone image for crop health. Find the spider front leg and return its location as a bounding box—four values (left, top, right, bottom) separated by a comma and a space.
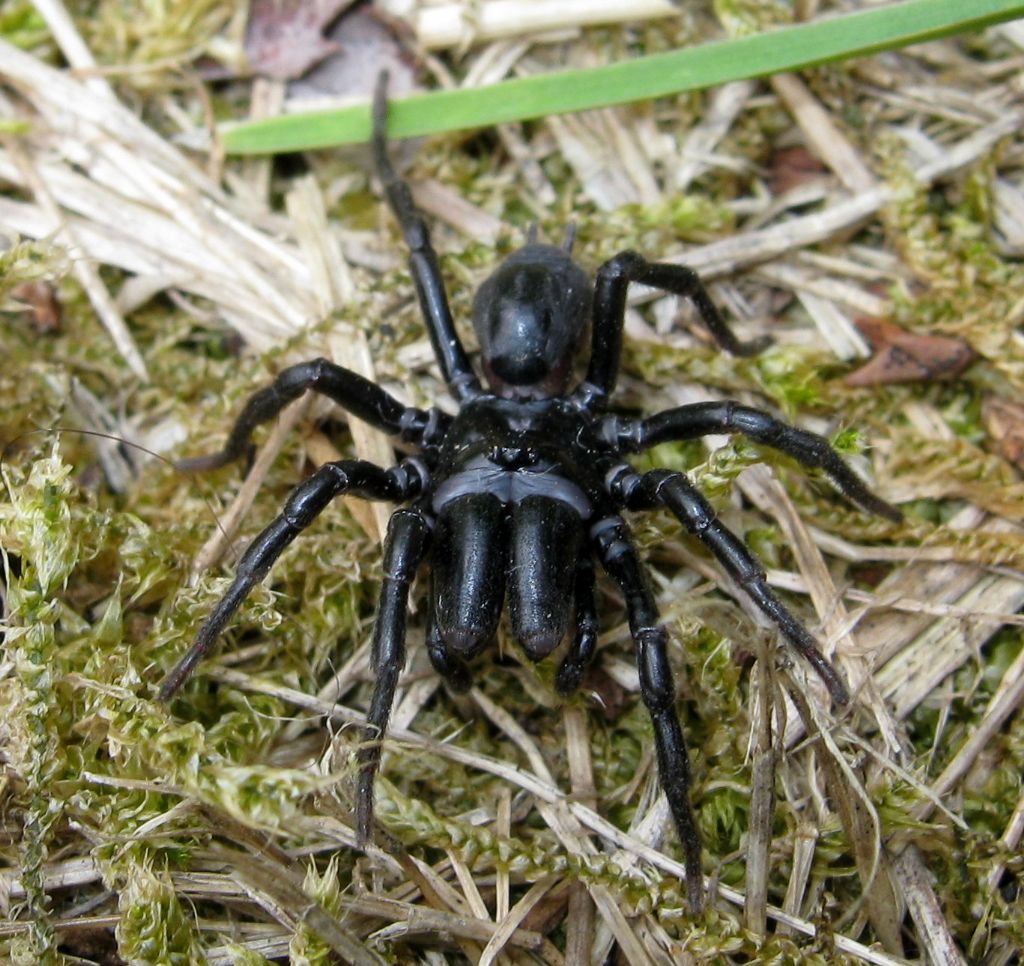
176, 358, 441, 473
372, 73, 481, 401
159, 459, 423, 700
620, 468, 848, 704
606, 400, 901, 522
357, 507, 432, 843
576, 251, 770, 404
591, 515, 704, 913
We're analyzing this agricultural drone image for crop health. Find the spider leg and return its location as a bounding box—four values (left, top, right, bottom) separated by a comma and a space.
555, 556, 598, 697
576, 250, 770, 404
158, 459, 423, 700
372, 73, 481, 401
591, 514, 704, 913
607, 401, 901, 521
357, 507, 432, 844
177, 358, 444, 472
621, 468, 848, 704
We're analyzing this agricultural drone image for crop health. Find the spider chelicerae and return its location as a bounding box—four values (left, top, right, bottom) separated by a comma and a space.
160, 74, 901, 911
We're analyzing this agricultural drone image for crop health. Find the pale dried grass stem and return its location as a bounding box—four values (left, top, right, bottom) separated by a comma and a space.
385, 0, 678, 50
1, 132, 148, 379
742, 654, 777, 934
562, 706, 597, 964
770, 72, 877, 193
673, 80, 756, 193
188, 396, 311, 581
477, 874, 559, 966
891, 847, 968, 966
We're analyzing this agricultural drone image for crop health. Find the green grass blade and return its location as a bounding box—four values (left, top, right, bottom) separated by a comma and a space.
222, 0, 1024, 154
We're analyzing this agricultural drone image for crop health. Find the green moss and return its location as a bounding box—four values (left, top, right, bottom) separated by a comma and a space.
713, 0, 793, 36
375, 777, 694, 917
3, 451, 78, 964
112, 858, 205, 966
289, 858, 346, 965
3, 7, 1022, 961
77, 0, 243, 92
0, 2, 50, 50
879, 145, 1024, 397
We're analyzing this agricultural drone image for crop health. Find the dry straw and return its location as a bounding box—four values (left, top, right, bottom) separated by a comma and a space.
1, 1, 1023, 963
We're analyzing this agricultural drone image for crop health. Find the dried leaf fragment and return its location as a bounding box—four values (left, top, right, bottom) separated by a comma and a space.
844, 316, 976, 386
289, 5, 416, 101
8, 280, 61, 333
246, 0, 355, 81
983, 396, 1024, 472
769, 145, 828, 195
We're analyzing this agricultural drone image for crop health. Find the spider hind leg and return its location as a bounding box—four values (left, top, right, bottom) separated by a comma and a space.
426, 620, 473, 693
160, 459, 416, 700
555, 557, 598, 697
628, 469, 849, 704
357, 507, 432, 844
592, 514, 705, 913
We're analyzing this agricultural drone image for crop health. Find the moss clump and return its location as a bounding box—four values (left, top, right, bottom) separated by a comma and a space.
3, 6, 1023, 962
111, 857, 205, 966
880, 148, 1024, 398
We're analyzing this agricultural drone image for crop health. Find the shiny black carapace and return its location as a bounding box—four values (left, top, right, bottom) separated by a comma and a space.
161, 74, 900, 911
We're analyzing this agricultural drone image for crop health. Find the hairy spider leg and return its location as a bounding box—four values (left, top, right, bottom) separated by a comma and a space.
372, 73, 482, 401
176, 358, 442, 472
554, 556, 599, 697
576, 250, 771, 404
592, 515, 705, 913
626, 469, 849, 704
357, 507, 432, 843
158, 460, 421, 700
609, 400, 902, 522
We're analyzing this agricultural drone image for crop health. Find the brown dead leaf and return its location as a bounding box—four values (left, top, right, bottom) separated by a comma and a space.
983, 396, 1024, 472
844, 316, 976, 386
8, 280, 62, 334
769, 145, 828, 195
246, 0, 355, 81
288, 5, 417, 101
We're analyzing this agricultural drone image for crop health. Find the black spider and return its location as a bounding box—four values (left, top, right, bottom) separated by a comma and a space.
160, 74, 901, 912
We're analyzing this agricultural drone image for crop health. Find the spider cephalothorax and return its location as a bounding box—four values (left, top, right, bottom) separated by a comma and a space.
472, 240, 592, 396
160, 73, 900, 912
